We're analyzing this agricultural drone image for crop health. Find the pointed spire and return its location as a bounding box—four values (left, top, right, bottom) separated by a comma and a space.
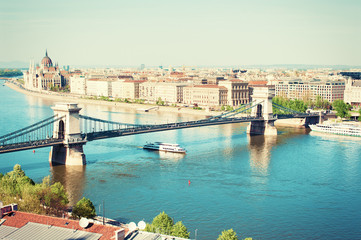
45, 49, 48, 57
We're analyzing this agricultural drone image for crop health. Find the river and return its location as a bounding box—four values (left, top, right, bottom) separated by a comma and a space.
1, 83, 361, 239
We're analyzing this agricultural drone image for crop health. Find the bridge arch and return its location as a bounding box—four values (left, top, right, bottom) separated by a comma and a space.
58, 120, 65, 139
256, 104, 262, 118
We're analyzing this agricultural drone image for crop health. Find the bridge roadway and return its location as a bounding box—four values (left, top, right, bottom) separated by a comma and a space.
85, 116, 272, 141
0, 116, 272, 154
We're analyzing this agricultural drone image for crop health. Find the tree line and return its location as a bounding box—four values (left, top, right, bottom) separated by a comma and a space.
273, 96, 357, 120
0, 69, 23, 77
145, 212, 253, 239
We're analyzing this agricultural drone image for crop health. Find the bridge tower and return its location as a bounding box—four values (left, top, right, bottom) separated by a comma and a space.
247, 86, 278, 136
49, 103, 86, 165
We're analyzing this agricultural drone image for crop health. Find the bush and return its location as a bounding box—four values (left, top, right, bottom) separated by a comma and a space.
72, 197, 96, 219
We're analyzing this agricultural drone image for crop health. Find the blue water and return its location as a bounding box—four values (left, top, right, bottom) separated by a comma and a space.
1, 83, 361, 239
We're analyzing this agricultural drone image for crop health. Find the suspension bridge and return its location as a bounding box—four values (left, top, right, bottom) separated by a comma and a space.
0, 87, 320, 165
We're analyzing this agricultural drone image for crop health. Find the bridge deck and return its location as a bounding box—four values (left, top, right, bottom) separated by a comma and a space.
85, 116, 270, 141
0, 139, 64, 153
0, 112, 319, 154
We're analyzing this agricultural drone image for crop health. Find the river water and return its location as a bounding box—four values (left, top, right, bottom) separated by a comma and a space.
1, 83, 361, 239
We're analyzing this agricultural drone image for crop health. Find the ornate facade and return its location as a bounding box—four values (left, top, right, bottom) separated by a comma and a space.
24, 50, 67, 91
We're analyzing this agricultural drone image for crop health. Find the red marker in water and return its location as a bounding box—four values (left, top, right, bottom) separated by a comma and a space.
188, 180, 191, 185
33, 150, 35, 153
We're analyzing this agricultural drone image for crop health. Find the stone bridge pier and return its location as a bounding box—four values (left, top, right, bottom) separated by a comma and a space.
49, 103, 86, 165
247, 86, 278, 136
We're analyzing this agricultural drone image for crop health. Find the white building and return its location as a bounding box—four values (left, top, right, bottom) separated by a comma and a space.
275, 79, 345, 102
139, 82, 188, 103
344, 78, 361, 107
69, 75, 86, 95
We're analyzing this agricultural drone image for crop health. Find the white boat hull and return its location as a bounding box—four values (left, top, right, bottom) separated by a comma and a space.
143, 142, 186, 153
309, 123, 361, 137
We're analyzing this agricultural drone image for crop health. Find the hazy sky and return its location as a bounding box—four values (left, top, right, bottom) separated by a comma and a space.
1, 0, 361, 67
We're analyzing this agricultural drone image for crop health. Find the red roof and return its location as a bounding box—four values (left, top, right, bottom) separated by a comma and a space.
2, 211, 124, 240
248, 80, 268, 86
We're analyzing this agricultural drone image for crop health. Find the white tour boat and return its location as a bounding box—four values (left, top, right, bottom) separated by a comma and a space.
143, 142, 186, 153
309, 122, 361, 137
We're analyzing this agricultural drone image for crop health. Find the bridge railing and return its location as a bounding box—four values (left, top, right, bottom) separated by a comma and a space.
0, 115, 64, 146
79, 115, 155, 134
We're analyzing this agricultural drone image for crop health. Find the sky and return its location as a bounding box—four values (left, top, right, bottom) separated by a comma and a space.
1, 0, 361, 67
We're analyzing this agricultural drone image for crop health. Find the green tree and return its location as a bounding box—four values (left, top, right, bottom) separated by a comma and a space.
332, 99, 351, 119
72, 197, 96, 219
156, 97, 165, 106
272, 96, 307, 114
38, 181, 69, 216
1, 164, 35, 197
217, 229, 238, 240
144, 223, 157, 233
315, 95, 323, 109
151, 211, 174, 235
358, 108, 361, 121
171, 221, 190, 239
0, 165, 70, 216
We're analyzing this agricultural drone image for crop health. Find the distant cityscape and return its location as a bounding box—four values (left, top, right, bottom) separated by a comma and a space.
22, 50, 361, 110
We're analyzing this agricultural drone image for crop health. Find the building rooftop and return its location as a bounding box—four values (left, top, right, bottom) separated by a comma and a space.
1, 211, 122, 240
1, 222, 102, 240
0, 225, 18, 239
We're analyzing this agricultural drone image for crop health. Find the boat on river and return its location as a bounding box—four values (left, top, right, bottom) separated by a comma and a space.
143, 142, 186, 153
309, 122, 361, 137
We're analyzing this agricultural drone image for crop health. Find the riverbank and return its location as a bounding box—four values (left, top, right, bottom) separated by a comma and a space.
5, 81, 313, 128
5, 81, 219, 117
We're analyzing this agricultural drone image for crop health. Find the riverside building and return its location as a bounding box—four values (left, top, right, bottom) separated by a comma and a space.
139, 82, 189, 104
344, 78, 361, 107
218, 79, 250, 106
275, 79, 345, 102
183, 85, 228, 108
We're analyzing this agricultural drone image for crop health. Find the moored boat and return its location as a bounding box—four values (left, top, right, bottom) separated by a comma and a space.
309, 122, 361, 137
143, 142, 186, 153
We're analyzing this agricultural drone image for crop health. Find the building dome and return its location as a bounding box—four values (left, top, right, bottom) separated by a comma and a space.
41, 50, 53, 67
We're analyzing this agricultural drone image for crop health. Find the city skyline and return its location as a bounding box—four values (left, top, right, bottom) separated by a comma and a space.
1, 0, 361, 67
